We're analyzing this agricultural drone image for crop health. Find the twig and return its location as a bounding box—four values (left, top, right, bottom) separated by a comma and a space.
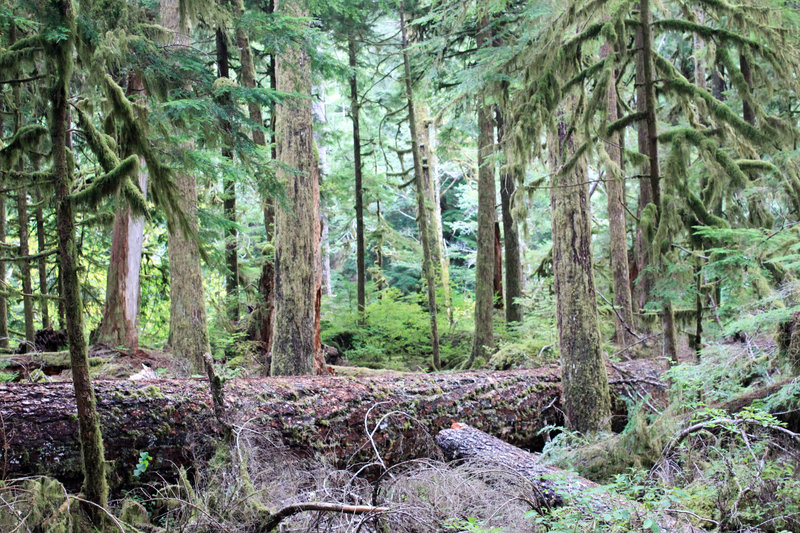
257, 502, 389, 532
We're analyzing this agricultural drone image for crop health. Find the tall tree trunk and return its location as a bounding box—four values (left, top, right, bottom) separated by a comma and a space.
94, 74, 148, 350
11, 72, 34, 351
418, 107, 451, 323
48, 0, 108, 516
34, 188, 50, 330
270, 0, 321, 376
493, 221, 503, 310
548, 114, 612, 434
349, 36, 366, 319
217, 27, 239, 324
16, 189, 35, 350
495, 110, 523, 324
400, 8, 440, 370
469, 15, 496, 368
0, 190, 7, 350
638, 0, 678, 363
600, 42, 635, 347
235, 0, 275, 362
162, 0, 211, 370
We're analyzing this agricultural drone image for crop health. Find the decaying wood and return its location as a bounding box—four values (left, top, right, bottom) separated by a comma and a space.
0, 359, 667, 489
436, 423, 705, 532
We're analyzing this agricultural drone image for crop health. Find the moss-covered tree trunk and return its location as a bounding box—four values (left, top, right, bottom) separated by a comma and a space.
638, 0, 678, 363
48, 0, 108, 517
270, 0, 321, 376
217, 27, 239, 324
601, 42, 635, 347
349, 35, 366, 319
16, 188, 35, 350
469, 15, 496, 368
34, 188, 50, 330
0, 189, 7, 350
162, 0, 211, 370
496, 110, 523, 324
400, 7, 440, 370
548, 115, 612, 434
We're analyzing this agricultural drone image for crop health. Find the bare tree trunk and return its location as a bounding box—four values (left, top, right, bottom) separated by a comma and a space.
638, 0, 678, 363
162, 0, 211, 370
270, 0, 321, 376
469, 15, 496, 367
48, 0, 108, 516
16, 191, 35, 351
349, 36, 366, 319
34, 188, 50, 330
600, 42, 635, 347
493, 221, 503, 310
400, 7, 440, 370
495, 110, 523, 324
549, 113, 612, 433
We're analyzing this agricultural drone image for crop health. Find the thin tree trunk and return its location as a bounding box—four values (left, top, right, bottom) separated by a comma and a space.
270, 0, 321, 376
48, 0, 108, 516
34, 188, 50, 330
400, 7, 440, 370
16, 189, 34, 351
493, 221, 503, 310
217, 27, 239, 324
600, 42, 635, 347
0, 190, 7, 349
349, 36, 366, 319
495, 110, 523, 324
469, 15, 496, 368
638, 0, 678, 363
162, 0, 211, 371
549, 114, 612, 433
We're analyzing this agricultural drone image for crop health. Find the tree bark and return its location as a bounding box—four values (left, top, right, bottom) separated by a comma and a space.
495, 110, 523, 324
600, 42, 635, 347
548, 114, 612, 433
271, 0, 322, 376
162, 0, 211, 371
16, 189, 35, 351
469, 15, 496, 367
0, 190, 7, 349
94, 74, 148, 351
48, 0, 108, 516
349, 35, 366, 319
493, 221, 503, 309
638, 0, 678, 363
217, 27, 239, 324
400, 7, 440, 370
436, 424, 701, 532
34, 188, 50, 330
0, 358, 667, 486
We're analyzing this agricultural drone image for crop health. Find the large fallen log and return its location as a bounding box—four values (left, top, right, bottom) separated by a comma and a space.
436, 423, 706, 532
0, 359, 667, 490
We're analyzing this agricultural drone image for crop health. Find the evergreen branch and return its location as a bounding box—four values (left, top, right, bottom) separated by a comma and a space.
653, 19, 775, 61
121, 177, 149, 219
605, 112, 646, 136
73, 105, 119, 172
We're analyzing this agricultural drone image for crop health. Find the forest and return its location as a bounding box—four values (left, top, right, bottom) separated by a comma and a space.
1, 0, 800, 531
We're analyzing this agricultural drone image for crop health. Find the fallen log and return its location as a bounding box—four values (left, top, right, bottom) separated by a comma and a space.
436, 423, 706, 532
0, 359, 667, 490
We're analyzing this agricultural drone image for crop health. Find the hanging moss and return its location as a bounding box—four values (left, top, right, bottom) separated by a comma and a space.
69, 154, 138, 207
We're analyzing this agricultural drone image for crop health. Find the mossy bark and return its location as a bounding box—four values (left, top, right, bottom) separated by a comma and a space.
162, 0, 211, 371
270, 0, 321, 376
349, 35, 366, 319
16, 188, 35, 350
217, 27, 239, 324
48, 0, 108, 517
548, 116, 612, 434
469, 15, 496, 368
600, 42, 635, 347
34, 188, 50, 330
638, 0, 678, 363
400, 8, 440, 370
496, 110, 523, 324
0, 190, 7, 349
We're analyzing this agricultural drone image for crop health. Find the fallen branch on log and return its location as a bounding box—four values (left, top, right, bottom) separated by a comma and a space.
436, 423, 706, 532
0, 359, 667, 489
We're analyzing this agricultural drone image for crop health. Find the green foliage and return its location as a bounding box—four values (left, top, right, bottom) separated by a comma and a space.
133, 450, 152, 478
